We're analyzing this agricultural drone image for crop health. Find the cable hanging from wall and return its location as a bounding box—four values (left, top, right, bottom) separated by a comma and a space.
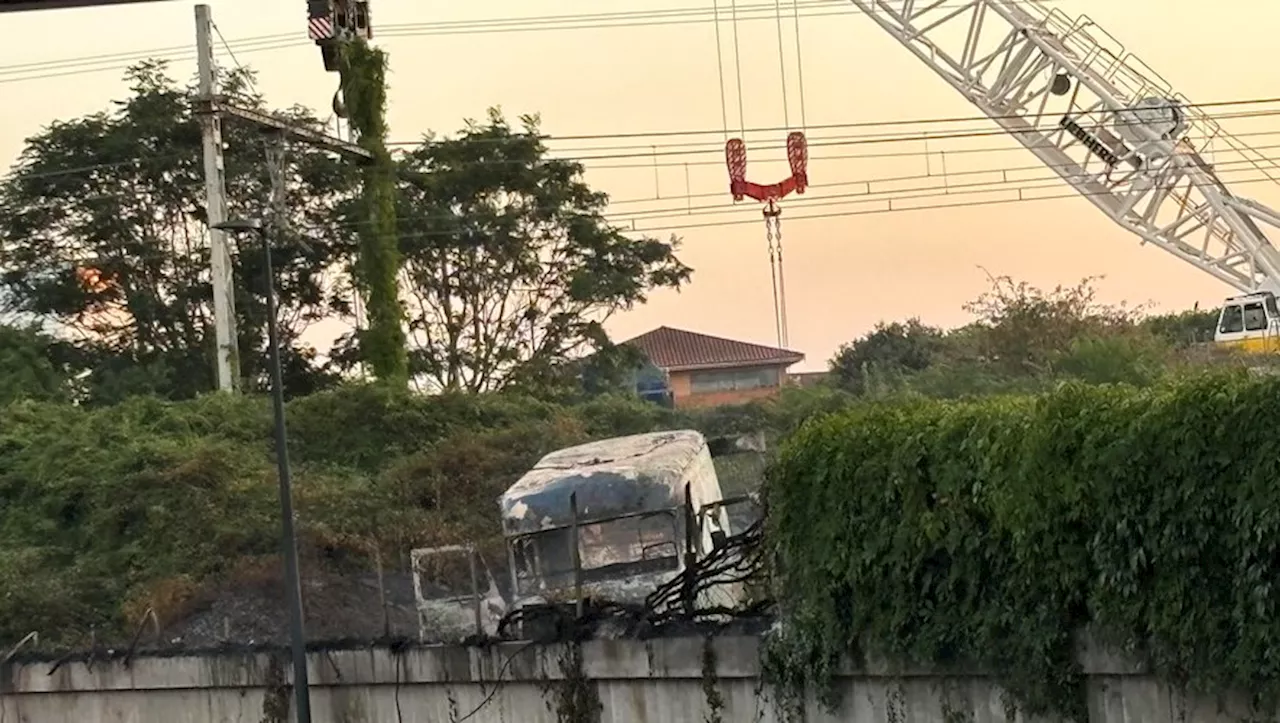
718, 0, 809, 348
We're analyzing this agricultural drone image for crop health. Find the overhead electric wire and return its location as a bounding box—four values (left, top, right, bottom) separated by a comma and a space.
390, 108, 1280, 167
7, 110, 1280, 209
307, 150, 1280, 237
383, 98, 1280, 149
17, 139, 1280, 234
211, 20, 259, 96
618, 153, 1280, 223
617, 140, 1280, 207
0, 0, 861, 79
52, 163, 1280, 271
5, 104, 1280, 190
579, 119, 1280, 171
0, 0, 1066, 84
427, 166, 1280, 239
6, 100, 1276, 185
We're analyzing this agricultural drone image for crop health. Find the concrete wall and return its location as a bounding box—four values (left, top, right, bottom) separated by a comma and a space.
0, 636, 1262, 723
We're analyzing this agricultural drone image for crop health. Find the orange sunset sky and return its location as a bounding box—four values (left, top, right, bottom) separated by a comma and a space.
2, 0, 1277, 372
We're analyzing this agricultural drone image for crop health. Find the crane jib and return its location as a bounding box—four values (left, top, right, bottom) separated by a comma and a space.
844, 0, 1280, 297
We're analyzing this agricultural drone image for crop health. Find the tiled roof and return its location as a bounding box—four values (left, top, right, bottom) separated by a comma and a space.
623, 326, 804, 372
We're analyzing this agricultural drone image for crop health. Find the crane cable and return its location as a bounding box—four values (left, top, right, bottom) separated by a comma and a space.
730, 0, 747, 135
792, 0, 808, 130
766, 0, 787, 347
766, 0, 810, 348
712, 0, 730, 143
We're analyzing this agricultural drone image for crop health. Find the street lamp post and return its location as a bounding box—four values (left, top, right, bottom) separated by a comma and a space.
213, 218, 312, 723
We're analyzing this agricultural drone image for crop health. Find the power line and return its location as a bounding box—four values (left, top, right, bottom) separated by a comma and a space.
303, 150, 1280, 236
7, 109, 1280, 204
36, 164, 1280, 270
0, 0, 1063, 84
621, 154, 1280, 223
394, 166, 1280, 240
17, 158, 1280, 273
582, 122, 1280, 171
516, 99, 1280, 148
13, 142, 1280, 235
211, 19, 259, 96
540, 108, 1280, 160
6, 96, 1271, 175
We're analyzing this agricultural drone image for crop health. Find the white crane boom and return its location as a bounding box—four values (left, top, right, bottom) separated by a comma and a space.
847, 0, 1280, 294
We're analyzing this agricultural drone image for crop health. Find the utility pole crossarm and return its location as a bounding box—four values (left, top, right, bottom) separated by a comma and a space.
194, 97, 374, 162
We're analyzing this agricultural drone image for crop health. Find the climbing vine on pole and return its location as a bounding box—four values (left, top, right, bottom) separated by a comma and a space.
338, 39, 409, 383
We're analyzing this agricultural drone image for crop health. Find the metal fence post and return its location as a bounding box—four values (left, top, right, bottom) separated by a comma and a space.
570, 492, 583, 619
682, 482, 696, 618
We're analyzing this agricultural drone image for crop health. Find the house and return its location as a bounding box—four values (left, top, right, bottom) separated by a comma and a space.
622, 326, 805, 408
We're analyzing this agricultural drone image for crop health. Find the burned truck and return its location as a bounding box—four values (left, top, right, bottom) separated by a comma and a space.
498, 430, 743, 616
409, 429, 759, 641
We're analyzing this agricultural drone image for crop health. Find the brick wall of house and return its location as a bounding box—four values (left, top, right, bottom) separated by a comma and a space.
666, 368, 787, 409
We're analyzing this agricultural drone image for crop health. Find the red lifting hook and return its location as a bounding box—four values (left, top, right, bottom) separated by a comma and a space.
725, 131, 808, 203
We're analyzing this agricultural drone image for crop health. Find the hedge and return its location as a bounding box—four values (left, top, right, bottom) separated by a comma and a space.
764, 370, 1280, 720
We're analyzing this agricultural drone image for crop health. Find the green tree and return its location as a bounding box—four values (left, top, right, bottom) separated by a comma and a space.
0, 60, 353, 402
0, 323, 70, 404
828, 318, 945, 394
962, 274, 1142, 375
1140, 306, 1219, 347
1053, 332, 1169, 386
335, 109, 692, 392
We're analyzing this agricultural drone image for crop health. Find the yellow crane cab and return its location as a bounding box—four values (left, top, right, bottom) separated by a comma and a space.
1214, 291, 1280, 353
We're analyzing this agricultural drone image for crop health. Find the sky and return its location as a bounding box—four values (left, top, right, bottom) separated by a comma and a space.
1, 0, 1278, 372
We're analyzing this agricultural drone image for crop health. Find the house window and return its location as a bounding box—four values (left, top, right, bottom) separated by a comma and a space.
689, 367, 780, 394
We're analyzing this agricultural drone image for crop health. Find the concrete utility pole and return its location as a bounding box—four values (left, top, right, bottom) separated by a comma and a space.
193, 3, 373, 392
195, 4, 239, 392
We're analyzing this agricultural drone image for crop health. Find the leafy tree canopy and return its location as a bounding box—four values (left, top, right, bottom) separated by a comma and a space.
0, 60, 355, 402
828, 318, 944, 394
0, 322, 72, 404
828, 274, 1229, 398
331, 108, 692, 393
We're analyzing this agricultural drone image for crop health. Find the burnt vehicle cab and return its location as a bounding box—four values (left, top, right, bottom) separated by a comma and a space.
498, 430, 738, 613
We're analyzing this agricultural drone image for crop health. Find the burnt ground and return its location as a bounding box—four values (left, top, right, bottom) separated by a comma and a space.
163, 568, 424, 648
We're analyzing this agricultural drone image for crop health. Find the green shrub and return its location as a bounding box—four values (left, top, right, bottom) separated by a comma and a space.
764, 369, 1280, 719
0, 384, 690, 644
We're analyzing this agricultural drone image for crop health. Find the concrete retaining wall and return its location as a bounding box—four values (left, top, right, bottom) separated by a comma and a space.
0, 636, 1262, 722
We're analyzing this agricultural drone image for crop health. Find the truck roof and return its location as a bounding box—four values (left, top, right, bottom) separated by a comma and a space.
498, 430, 707, 536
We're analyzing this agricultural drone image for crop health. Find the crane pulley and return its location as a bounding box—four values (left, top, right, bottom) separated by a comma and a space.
306, 0, 371, 73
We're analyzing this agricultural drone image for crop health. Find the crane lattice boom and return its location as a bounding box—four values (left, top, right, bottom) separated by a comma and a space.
848, 0, 1280, 294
